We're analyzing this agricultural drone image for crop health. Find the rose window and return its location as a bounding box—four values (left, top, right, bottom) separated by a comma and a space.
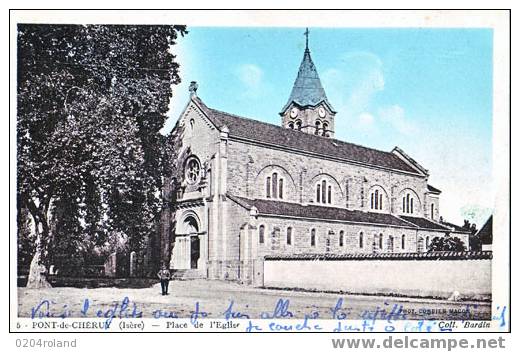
185, 157, 201, 184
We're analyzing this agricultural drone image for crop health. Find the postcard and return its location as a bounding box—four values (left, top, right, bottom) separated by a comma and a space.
9, 9, 510, 348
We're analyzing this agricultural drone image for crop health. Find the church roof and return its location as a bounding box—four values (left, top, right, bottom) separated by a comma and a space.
427, 184, 442, 194
193, 97, 421, 175
280, 48, 335, 113
228, 195, 417, 228
399, 215, 453, 232
476, 216, 492, 245
440, 221, 470, 233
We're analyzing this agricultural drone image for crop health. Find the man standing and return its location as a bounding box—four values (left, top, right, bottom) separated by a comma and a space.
157, 264, 171, 295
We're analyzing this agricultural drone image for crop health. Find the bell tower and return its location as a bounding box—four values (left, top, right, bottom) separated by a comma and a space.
280, 28, 336, 138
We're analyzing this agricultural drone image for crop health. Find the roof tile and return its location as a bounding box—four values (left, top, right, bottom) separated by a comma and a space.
228, 195, 416, 228
194, 97, 420, 174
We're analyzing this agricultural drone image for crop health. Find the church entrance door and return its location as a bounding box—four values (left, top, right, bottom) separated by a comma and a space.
190, 236, 200, 269
171, 214, 201, 270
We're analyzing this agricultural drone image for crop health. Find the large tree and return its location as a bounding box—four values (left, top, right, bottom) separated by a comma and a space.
17, 24, 187, 287
428, 234, 467, 252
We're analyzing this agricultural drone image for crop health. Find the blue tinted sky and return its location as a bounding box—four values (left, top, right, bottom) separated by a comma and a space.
164, 27, 493, 226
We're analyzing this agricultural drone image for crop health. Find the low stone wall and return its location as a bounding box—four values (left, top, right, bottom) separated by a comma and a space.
263, 252, 492, 300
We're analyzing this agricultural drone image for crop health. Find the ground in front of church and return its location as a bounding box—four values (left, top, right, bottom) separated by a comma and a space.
17, 279, 491, 320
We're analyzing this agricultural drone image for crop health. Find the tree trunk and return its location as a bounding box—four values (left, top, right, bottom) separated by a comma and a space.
26, 249, 51, 288
25, 202, 52, 288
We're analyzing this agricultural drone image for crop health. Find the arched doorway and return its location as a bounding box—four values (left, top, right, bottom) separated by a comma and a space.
184, 215, 200, 269
171, 213, 202, 270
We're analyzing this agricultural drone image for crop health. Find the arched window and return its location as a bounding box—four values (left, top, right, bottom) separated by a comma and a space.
339, 231, 344, 247
314, 121, 321, 135
310, 229, 316, 247
259, 225, 265, 244
322, 122, 329, 136
266, 172, 284, 199
417, 237, 424, 252
431, 203, 434, 219
401, 234, 406, 250
272, 173, 278, 198
316, 180, 332, 204
402, 193, 416, 214
370, 188, 384, 210
287, 227, 292, 245
387, 235, 394, 252
295, 120, 302, 131
359, 232, 364, 248
288, 122, 294, 129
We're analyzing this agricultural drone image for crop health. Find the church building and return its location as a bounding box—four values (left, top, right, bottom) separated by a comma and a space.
166, 33, 470, 285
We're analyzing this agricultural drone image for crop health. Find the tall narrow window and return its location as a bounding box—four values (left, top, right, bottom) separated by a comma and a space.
295, 120, 302, 131
322, 122, 329, 136
327, 185, 332, 204
417, 237, 424, 252
426, 236, 430, 250
371, 189, 384, 210
272, 173, 278, 199
279, 178, 284, 199
321, 180, 326, 203
359, 232, 364, 248
410, 198, 414, 213
287, 227, 292, 245
406, 194, 410, 213
339, 231, 344, 247
316, 184, 321, 203
401, 234, 406, 250
378, 233, 383, 249
315, 121, 321, 135
259, 225, 265, 244
266, 177, 271, 198
310, 229, 316, 247
387, 236, 394, 252
402, 197, 406, 212
431, 203, 434, 219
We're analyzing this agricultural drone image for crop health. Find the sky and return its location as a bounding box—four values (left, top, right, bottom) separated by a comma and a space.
163, 27, 493, 227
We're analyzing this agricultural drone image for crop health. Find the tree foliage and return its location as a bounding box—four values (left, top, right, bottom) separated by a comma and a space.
17, 24, 187, 284
428, 234, 466, 252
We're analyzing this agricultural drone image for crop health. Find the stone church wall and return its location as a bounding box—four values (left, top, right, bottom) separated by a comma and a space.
225, 139, 430, 217
254, 216, 419, 257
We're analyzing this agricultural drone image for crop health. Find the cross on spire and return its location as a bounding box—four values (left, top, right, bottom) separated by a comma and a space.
304, 27, 309, 51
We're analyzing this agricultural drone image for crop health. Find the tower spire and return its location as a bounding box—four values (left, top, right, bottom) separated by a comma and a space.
280, 28, 336, 137
304, 27, 309, 51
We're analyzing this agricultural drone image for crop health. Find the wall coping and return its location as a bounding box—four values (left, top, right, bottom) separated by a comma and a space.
264, 251, 492, 261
